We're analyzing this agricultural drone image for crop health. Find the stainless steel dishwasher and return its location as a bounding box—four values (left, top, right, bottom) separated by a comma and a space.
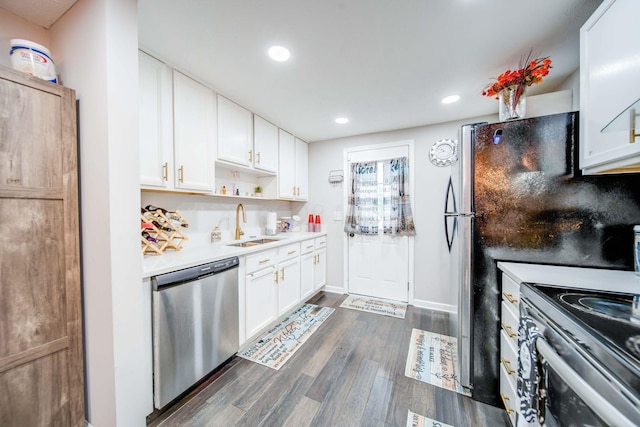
152, 256, 239, 409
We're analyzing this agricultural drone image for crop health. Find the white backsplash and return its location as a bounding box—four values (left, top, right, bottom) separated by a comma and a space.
141, 191, 298, 243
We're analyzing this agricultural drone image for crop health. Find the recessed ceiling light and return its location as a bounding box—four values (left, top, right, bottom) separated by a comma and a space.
441, 95, 460, 104
335, 117, 349, 124
268, 46, 290, 62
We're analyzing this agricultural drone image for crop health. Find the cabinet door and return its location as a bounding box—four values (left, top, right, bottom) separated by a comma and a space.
295, 138, 309, 200
173, 71, 215, 191
277, 258, 301, 316
314, 248, 327, 290
245, 267, 277, 339
139, 51, 173, 188
253, 115, 278, 173
300, 252, 315, 301
0, 67, 84, 426
217, 95, 253, 167
580, 0, 640, 173
278, 129, 296, 199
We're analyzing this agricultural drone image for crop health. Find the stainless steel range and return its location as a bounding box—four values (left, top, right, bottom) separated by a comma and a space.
521, 283, 640, 427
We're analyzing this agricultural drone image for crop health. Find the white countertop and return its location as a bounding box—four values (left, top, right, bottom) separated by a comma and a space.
142, 232, 326, 278
498, 262, 640, 294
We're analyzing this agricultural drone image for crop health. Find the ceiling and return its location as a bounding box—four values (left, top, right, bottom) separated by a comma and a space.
0, 0, 77, 28
2, 1, 603, 142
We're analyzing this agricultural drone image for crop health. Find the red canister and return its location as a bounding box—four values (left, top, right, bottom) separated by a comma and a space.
308, 214, 315, 232
314, 215, 321, 232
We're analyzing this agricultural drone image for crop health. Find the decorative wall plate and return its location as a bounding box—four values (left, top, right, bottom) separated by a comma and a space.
429, 138, 458, 166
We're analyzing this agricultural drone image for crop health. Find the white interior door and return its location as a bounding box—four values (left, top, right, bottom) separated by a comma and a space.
345, 142, 413, 302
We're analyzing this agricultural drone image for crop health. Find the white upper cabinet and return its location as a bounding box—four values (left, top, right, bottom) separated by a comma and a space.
278, 129, 296, 199
173, 71, 216, 191
278, 131, 309, 200
139, 51, 173, 188
580, 0, 640, 174
295, 137, 309, 200
217, 95, 253, 167
253, 115, 279, 173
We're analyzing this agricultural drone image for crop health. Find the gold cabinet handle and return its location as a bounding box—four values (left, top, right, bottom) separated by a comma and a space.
306, 244, 314, 250
287, 250, 296, 255
259, 258, 271, 264
500, 393, 515, 415
280, 267, 285, 281
502, 292, 518, 304
249, 149, 253, 162
257, 152, 261, 164
501, 323, 516, 338
296, 186, 300, 196
274, 270, 279, 284
501, 357, 516, 375
178, 165, 184, 183
162, 162, 168, 181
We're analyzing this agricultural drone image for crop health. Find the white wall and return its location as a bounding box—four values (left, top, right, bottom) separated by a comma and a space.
49, 0, 145, 425
0, 8, 49, 69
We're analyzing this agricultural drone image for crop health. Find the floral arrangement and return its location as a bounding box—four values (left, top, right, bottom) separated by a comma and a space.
481, 53, 552, 98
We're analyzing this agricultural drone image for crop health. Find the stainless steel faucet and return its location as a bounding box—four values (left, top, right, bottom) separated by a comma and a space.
235, 203, 246, 240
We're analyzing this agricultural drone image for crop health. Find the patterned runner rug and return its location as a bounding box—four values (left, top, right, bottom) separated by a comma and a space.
339, 294, 407, 319
238, 304, 334, 370
407, 410, 454, 427
405, 328, 470, 396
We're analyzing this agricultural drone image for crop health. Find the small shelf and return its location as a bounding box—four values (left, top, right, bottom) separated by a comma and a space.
601, 97, 640, 143
141, 187, 289, 202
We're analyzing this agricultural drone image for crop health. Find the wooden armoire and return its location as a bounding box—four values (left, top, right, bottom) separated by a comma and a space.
0, 65, 84, 425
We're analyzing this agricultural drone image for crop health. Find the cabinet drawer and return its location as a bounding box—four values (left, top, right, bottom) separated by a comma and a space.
246, 249, 277, 274
315, 236, 326, 249
278, 243, 300, 262
500, 363, 517, 426
500, 330, 518, 388
502, 273, 520, 308
301, 239, 315, 254
501, 301, 519, 347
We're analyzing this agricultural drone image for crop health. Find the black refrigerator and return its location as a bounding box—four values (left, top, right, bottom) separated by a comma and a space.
445, 111, 640, 406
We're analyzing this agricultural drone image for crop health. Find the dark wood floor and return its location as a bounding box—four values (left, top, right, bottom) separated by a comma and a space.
150, 292, 509, 427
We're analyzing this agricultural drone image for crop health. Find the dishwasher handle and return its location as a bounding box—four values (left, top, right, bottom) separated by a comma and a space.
152, 257, 239, 291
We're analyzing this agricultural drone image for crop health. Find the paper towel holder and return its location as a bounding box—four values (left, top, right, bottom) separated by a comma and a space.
329, 170, 344, 183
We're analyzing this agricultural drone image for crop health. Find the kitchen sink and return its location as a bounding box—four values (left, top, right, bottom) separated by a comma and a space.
226, 238, 280, 248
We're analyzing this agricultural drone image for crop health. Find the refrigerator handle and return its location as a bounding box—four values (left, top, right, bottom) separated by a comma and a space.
444, 177, 457, 252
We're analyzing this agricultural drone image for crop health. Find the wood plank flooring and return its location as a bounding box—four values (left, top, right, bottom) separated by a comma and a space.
149, 292, 509, 427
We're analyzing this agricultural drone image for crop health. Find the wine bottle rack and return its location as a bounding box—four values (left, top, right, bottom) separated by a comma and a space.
141, 209, 189, 255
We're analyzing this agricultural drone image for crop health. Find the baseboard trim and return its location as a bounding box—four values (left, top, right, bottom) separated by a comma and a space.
324, 285, 345, 294
412, 298, 457, 314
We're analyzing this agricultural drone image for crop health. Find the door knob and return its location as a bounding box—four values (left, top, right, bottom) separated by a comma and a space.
349, 233, 355, 237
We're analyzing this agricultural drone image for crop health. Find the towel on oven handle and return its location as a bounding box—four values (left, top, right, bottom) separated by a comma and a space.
517, 315, 546, 426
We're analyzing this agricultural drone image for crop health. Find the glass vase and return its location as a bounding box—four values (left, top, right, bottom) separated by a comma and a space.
499, 85, 526, 121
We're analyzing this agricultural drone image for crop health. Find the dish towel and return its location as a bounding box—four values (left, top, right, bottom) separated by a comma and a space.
517, 315, 546, 426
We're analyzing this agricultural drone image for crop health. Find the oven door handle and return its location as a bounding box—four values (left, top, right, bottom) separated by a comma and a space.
537, 338, 636, 427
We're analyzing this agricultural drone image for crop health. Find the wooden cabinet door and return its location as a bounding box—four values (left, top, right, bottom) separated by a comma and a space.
217, 95, 253, 167
253, 115, 278, 173
0, 66, 84, 426
278, 129, 296, 199
139, 51, 173, 188
173, 71, 215, 191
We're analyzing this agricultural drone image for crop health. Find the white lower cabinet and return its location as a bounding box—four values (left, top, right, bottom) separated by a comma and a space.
500, 272, 520, 426
277, 257, 301, 316
242, 237, 326, 343
313, 237, 327, 290
244, 250, 277, 340
300, 239, 316, 300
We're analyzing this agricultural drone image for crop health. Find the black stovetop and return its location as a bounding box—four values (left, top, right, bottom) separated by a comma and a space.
530, 284, 640, 368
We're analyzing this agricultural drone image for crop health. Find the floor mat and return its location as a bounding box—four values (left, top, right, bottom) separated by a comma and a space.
238, 303, 334, 370
405, 328, 470, 396
407, 410, 454, 427
339, 294, 407, 319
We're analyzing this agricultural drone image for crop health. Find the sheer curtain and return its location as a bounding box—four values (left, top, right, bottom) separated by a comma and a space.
344, 157, 416, 236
